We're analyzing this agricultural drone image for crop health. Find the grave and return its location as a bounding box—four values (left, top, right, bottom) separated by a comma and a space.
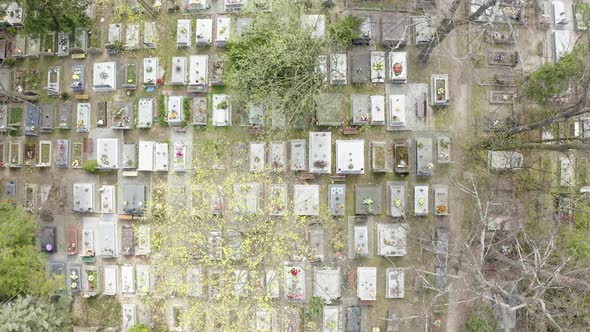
308, 227, 324, 262
431, 74, 449, 106
121, 184, 146, 215
389, 52, 407, 83
323, 306, 340, 331
216, 17, 231, 47
103, 265, 118, 294
437, 135, 451, 164
121, 265, 135, 295
357, 267, 377, 302
370, 51, 386, 83
351, 94, 370, 126
413, 16, 433, 45
385, 268, 405, 298
377, 223, 408, 256
196, 18, 213, 47
382, 13, 408, 47
330, 53, 347, 85
136, 226, 151, 256
212, 94, 231, 126
370, 95, 385, 125
387, 181, 407, 218
73, 183, 95, 213
96, 101, 107, 127
138, 98, 154, 128
336, 140, 365, 174
315, 93, 343, 126
72, 28, 88, 53
309, 132, 331, 173
355, 184, 382, 215
167, 96, 183, 126
433, 184, 449, 216
54, 139, 69, 168
144, 22, 157, 49
188, 55, 208, 92
313, 268, 341, 302
328, 184, 346, 216
233, 183, 261, 214
173, 141, 187, 172
293, 184, 320, 216
372, 141, 389, 172
96, 138, 119, 169
99, 185, 116, 214
414, 184, 429, 216
125, 24, 140, 50
71, 64, 86, 92
24, 104, 39, 136
176, 19, 192, 48
93, 62, 117, 92
268, 184, 287, 216
415, 136, 433, 177
170, 57, 187, 85
112, 102, 133, 129
143, 57, 159, 87
389, 94, 406, 129
154, 142, 169, 171
191, 97, 207, 126
289, 139, 307, 171
302, 14, 326, 39
351, 52, 370, 84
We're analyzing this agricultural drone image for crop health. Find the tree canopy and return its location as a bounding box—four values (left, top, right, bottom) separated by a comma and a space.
22, 0, 91, 37
224, 2, 324, 124
0, 200, 58, 301
0, 295, 71, 332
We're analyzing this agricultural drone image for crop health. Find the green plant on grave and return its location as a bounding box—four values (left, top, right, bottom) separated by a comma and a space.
158, 94, 167, 127
82, 159, 98, 173
327, 15, 363, 48
305, 296, 324, 320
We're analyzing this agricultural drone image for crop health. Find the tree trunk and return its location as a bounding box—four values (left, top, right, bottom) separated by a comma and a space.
419, 0, 498, 62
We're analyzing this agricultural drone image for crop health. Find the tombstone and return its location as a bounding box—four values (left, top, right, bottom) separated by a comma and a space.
330, 53, 347, 85
144, 22, 157, 49
103, 265, 118, 294
5, 180, 16, 197
351, 222, 370, 258
112, 102, 133, 129
121, 264, 135, 295
68, 265, 82, 294
122, 143, 137, 169
40, 226, 57, 253
96, 101, 107, 127
45, 66, 60, 97
71, 28, 88, 53
212, 94, 231, 126
55, 103, 72, 129
188, 55, 208, 92
388, 52, 407, 83
308, 228, 325, 263
437, 135, 451, 164
39, 104, 55, 133
268, 141, 286, 172
136, 226, 151, 255
56, 32, 70, 57
138, 141, 154, 171
137, 98, 153, 128
73, 183, 95, 213
54, 139, 70, 168
12, 34, 26, 59
414, 184, 429, 216
431, 74, 449, 106
387, 181, 407, 218
26, 36, 40, 59
353, 15, 372, 45
93, 62, 117, 92
176, 19, 192, 48
377, 223, 407, 256
236, 17, 252, 35
0, 105, 7, 132
371, 141, 389, 172
106, 23, 122, 54
315, 93, 343, 126
415, 137, 433, 177
143, 57, 159, 87
216, 17, 231, 47
210, 56, 224, 86
433, 184, 449, 216
302, 14, 326, 39
125, 24, 140, 50
346, 306, 361, 332
41, 32, 56, 56
289, 139, 307, 171
357, 267, 377, 302
170, 56, 187, 85
434, 225, 449, 254
313, 267, 341, 302
23, 183, 37, 211
293, 185, 320, 216
336, 140, 365, 174
309, 132, 331, 174
385, 268, 405, 298
121, 184, 146, 215
82, 229, 95, 257
8, 141, 22, 167
196, 18, 213, 47
24, 104, 40, 136
355, 184, 383, 215
284, 264, 305, 301
328, 184, 345, 216
191, 97, 207, 126
122, 304, 137, 331
72, 141, 83, 168
122, 63, 137, 89
351, 53, 370, 84
267, 184, 287, 216
76, 102, 90, 133
173, 141, 187, 172
0, 142, 5, 166
370, 95, 385, 125
389, 95, 406, 128
23, 143, 36, 167
351, 94, 369, 126
71, 64, 86, 92
323, 306, 340, 331
92, 142, 114, 174
382, 13, 407, 47
83, 266, 100, 297
87, 27, 103, 55
98, 185, 115, 214
136, 264, 150, 295
393, 140, 410, 175
318, 55, 328, 82
154, 142, 168, 171
65, 226, 78, 256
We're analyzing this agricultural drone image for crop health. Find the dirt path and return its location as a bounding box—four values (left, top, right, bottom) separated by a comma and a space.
442, 6, 473, 332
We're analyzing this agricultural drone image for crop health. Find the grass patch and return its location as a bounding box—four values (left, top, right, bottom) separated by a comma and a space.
72, 296, 121, 328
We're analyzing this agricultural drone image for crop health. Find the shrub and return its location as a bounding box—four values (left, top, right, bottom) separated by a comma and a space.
466, 304, 498, 332
82, 160, 98, 173
327, 15, 363, 48
128, 324, 151, 332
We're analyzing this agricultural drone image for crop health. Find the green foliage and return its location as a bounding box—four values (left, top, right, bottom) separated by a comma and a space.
71, 296, 121, 328
3, 58, 15, 67
181, 97, 191, 128
23, 0, 91, 38
225, 3, 324, 124
158, 94, 168, 127
524, 46, 587, 103
82, 159, 98, 173
305, 296, 324, 320
127, 324, 152, 332
0, 295, 71, 332
0, 201, 59, 301
327, 15, 363, 48
465, 304, 498, 332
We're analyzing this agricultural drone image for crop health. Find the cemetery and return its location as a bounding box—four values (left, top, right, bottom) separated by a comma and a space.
0, 2, 463, 331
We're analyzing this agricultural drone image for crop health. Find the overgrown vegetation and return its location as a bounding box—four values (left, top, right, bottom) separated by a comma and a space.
71, 296, 121, 328
225, 1, 324, 124
327, 15, 363, 48
158, 94, 167, 127
0, 295, 71, 332
181, 97, 191, 128
82, 159, 98, 173
465, 304, 498, 332
23, 0, 91, 38
524, 46, 587, 103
